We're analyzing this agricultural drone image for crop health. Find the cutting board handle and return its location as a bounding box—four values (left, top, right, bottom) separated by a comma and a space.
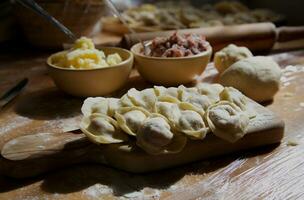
0, 132, 94, 178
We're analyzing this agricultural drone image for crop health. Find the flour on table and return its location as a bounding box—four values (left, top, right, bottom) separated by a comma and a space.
0, 115, 30, 136
83, 184, 113, 199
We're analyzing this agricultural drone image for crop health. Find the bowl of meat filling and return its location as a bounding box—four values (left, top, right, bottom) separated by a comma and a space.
131, 32, 212, 85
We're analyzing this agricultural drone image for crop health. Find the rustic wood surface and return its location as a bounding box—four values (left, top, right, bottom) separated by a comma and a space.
0, 48, 304, 199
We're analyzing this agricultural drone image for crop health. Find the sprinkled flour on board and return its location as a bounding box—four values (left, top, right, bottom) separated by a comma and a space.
0, 115, 30, 136
83, 184, 113, 199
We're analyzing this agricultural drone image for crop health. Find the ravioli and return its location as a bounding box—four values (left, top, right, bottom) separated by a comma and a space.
205, 101, 250, 142
80, 114, 128, 144
115, 107, 150, 136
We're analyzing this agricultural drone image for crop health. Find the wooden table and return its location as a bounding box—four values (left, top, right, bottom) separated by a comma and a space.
0, 49, 304, 200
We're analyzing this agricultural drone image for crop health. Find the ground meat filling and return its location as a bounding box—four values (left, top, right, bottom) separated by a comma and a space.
145, 32, 208, 57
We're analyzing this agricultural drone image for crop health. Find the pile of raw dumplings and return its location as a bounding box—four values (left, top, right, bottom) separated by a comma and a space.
80, 84, 255, 155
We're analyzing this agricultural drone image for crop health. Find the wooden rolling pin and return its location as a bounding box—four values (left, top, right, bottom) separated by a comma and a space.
121, 22, 304, 52
0, 100, 284, 178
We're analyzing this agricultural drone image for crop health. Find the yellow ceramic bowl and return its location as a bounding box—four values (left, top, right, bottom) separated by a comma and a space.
47, 47, 133, 97
131, 42, 212, 86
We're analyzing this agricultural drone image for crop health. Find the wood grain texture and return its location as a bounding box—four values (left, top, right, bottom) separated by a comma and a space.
0, 50, 303, 199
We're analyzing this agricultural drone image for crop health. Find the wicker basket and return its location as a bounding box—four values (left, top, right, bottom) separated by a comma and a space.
14, 0, 106, 48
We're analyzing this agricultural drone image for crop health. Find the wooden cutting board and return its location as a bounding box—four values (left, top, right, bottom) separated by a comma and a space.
0, 98, 284, 178
0, 50, 304, 199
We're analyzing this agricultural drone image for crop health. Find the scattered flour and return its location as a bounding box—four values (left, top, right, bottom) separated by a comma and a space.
83, 184, 113, 199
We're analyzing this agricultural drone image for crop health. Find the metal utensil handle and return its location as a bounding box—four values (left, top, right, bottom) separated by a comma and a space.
104, 0, 149, 54
16, 0, 76, 40
0, 78, 28, 109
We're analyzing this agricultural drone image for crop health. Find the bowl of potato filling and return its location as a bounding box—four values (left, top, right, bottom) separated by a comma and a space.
47, 37, 133, 97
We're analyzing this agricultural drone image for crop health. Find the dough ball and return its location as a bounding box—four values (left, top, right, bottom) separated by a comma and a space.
219, 56, 282, 102
214, 44, 253, 74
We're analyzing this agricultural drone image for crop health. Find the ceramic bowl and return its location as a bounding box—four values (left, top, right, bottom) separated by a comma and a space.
47, 47, 133, 97
14, 0, 105, 48
131, 42, 212, 86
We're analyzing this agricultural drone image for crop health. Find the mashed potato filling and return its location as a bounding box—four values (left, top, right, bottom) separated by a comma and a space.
52, 37, 122, 69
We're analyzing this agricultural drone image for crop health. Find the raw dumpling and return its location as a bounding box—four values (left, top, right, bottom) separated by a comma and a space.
155, 101, 181, 128
155, 101, 208, 140
154, 86, 167, 96
154, 86, 180, 103
81, 97, 121, 117
107, 98, 122, 117
136, 114, 187, 155
120, 94, 135, 107
80, 114, 128, 144
178, 85, 211, 110
196, 83, 224, 103
127, 88, 157, 111
177, 103, 209, 139
205, 101, 250, 142
220, 87, 256, 118
115, 107, 150, 136
81, 97, 108, 117
214, 44, 253, 74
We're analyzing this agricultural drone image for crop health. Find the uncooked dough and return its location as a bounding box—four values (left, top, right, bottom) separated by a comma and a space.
214, 44, 253, 74
115, 107, 150, 136
80, 84, 255, 154
136, 115, 187, 155
205, 101, 249, 142
80, 114, 128, 144
219, 56, 282, 102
